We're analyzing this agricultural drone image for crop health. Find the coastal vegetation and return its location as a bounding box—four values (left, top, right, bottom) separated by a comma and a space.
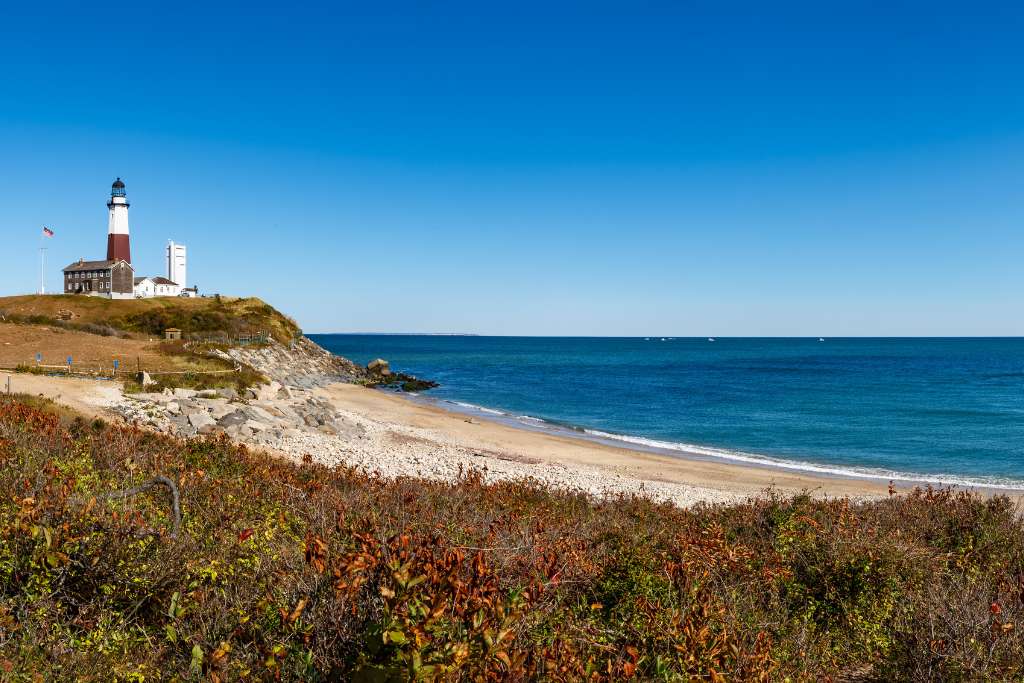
2, 394, 1023, 681
0, 295, 302, 393
0, 294, 301, 344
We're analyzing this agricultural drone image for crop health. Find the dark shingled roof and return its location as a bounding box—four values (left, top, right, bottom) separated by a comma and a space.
134, 275, 179, 286
112, 177, 125, 189
63, 259, 115, 272
63, 259, 132, 272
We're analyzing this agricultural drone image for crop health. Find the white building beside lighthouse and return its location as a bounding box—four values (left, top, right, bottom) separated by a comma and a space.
133, 240, 196, 298
167, 240, 186, 288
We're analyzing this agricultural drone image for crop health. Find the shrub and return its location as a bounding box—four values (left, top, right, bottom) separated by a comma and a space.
1, 396, 1023, 680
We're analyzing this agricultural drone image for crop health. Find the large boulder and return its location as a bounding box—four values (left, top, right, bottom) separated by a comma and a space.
242, 405, 276, 423
251, 381, 283, 402
244, 419, 269, 433
206, 401, 236, 420
218, 411, 248, 428
366, 358, 391, 377
187, 411, 215, 429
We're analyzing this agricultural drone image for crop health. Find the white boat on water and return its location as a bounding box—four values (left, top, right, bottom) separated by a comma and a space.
708, 337, 715, 342
818, 337, 825, 342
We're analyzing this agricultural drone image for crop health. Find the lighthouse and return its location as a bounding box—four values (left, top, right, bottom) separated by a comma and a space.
106, 177, 131, 263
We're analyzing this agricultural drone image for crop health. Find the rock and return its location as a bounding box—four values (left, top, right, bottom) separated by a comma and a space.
138, 371, 156, 387
244, 419, 269, 432
318, 424, 338, 435
367, 358, 391, 377
277, 385, 293, 399
162, 387, 174, 396
217, 387, 237, 400
207, 402, 235, 420
198, 424, 218, 435
257, 404, 286, 418
243, 405, 276, 423
165, 401, 181, 415
196, 389, 219, 398
173, 388, 197, 398
187, 411, 216, 429
218, 411, 248, 427
252, 381, 282, 401
398, 375, 440, 392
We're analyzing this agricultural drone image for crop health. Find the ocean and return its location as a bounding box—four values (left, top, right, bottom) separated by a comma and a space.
309, 335, 1024, 489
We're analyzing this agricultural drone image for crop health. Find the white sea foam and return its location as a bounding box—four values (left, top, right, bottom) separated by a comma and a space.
579, 428, 1024, 491
427, 396, 1024, 492
450, 400, 505, 416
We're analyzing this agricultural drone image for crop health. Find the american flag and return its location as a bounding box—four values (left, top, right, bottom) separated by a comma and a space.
42, 226, 54, 237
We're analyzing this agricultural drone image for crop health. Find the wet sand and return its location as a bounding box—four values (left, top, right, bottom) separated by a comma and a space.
319, 382, 896, 501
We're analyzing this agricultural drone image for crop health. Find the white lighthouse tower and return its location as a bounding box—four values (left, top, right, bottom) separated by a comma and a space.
106, 178, 131, 263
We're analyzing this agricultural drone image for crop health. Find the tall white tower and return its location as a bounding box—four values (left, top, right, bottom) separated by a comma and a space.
167, 240, 186, 287
106, 178, 131, 263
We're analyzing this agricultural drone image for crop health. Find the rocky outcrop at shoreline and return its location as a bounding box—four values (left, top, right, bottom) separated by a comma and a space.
116, 384, 365, 444
212, 336, 363, 389
115, 337, 369, 442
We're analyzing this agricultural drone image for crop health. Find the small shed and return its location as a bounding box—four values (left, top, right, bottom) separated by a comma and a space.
164, 328, 182, 340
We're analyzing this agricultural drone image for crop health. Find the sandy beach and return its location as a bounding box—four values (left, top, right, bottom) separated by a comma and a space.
314, 382, 896, 505
4, 368, 902, 506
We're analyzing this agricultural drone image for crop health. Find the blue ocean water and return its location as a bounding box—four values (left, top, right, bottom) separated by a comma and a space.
309, 335, 1024, 488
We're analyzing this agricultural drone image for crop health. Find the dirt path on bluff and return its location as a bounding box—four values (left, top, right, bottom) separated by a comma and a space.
0, 371, 124, 417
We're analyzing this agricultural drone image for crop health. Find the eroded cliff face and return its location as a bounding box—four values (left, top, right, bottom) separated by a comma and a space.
116, 337, 368, 440
215, 337, 363, 389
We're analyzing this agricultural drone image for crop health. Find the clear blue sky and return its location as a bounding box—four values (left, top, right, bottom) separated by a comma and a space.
2, 2, 1022, 335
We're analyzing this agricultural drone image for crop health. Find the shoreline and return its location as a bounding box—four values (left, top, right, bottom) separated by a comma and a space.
8, 365, 1022, 507
405, 391, 1024, 492
316, 382, 897, 502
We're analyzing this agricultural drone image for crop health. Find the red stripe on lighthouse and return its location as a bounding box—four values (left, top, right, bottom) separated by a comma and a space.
107, 234, 131, 263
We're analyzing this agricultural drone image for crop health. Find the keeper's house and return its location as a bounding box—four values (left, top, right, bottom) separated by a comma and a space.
133, 276, 182, 298
62, 258, 135, 298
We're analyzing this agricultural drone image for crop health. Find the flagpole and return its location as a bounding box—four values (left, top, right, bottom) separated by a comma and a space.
39, 228, 51, 295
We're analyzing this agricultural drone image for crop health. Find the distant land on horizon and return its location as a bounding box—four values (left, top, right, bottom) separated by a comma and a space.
309, 332, 1024, 339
